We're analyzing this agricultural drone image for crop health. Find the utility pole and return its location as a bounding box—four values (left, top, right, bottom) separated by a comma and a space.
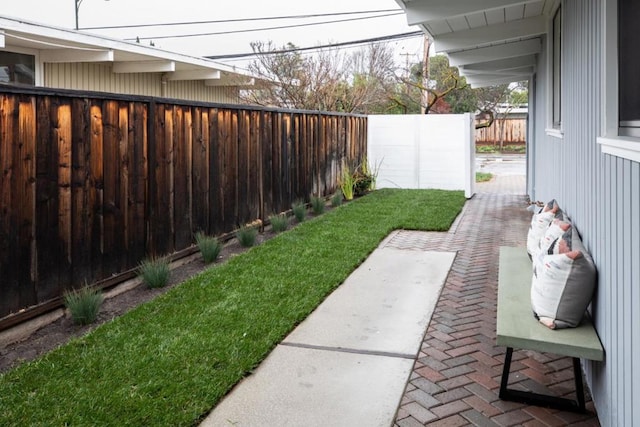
421, 35, 431, 114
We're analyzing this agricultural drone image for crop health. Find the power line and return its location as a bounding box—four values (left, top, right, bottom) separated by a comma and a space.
125, 12, 405, 41
205, 31, 424, 60
80, 8, 402, 30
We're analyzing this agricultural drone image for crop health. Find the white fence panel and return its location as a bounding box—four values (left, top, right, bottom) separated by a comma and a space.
368, 114, 475, 198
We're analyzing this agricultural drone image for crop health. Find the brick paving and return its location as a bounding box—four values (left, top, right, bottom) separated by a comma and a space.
390, 175, 600, 427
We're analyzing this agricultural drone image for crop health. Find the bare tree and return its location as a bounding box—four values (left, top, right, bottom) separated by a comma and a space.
241, 41, 396, 113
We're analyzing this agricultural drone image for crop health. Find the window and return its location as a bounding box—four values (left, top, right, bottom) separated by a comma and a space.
0, 51, 35, 86
551, 6, 562, 130
618, 0, 640, 137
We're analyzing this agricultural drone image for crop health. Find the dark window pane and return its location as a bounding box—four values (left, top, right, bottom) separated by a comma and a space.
0, 51, 35, 86
619, 0, 640, 124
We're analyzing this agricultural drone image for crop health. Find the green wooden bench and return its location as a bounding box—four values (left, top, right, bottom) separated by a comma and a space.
496, 246, 604, 413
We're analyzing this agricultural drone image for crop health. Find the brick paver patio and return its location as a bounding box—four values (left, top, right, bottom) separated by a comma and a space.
391, 175, 600, 427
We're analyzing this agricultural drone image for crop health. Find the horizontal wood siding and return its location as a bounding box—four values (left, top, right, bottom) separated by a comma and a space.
0, 87, 366, 322
43, 63, 240, 104
530, 1, 639, 425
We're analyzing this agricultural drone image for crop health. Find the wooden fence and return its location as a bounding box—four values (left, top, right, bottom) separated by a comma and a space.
475, 117, 527, 145
0, 86, 367, 324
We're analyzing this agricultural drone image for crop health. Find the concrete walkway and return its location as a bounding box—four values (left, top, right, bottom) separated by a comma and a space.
203, 247, 456, 426
203, 165, 601, 427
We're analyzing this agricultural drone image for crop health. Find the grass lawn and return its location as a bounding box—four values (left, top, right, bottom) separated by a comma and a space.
0, 189, 466, 426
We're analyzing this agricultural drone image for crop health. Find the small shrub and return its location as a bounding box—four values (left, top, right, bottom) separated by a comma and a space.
353, 156, 380, 196
63, 285, 104, 325
476, 145, 498, 153
331, 192, 343, 207
195, 232, 223, 264
310, 195, 325, 215
138, 257, 171, 288
476, 171, 493, 182
269, 214, 288, 233
292, 201, 306, 222
236, 225, 258, 247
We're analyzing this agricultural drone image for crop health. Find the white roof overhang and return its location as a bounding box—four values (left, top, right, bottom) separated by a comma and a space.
0, 15, 257, 87
395, 0, 552, 87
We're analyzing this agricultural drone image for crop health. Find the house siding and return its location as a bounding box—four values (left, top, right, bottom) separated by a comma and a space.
531, 1, 640, 425
43, 63, 240, 103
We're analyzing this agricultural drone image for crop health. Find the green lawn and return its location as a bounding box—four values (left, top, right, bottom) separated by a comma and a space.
0, 189, 466, 426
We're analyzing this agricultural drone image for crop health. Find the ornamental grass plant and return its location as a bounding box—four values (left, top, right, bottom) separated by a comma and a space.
63, 285, 104, 325
138, 257, 171, 288
195, 232, 223, 264
236, 225, 258, 247
292, 200, 306, 222
269, 214, 288, 233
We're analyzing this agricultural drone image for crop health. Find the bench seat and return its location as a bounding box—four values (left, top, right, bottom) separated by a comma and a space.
496, 246, 604, 413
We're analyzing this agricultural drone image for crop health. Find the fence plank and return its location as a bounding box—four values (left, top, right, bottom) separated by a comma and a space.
237, 110, 250, 224
15, 97, 37, 308
0, 95, 17, 317
127, 102, 147, 266
35, 96, 62, 303
56, 102, 73, 293
192, 107, 209, 234
173, 106, 192, 250
102, 100, 121, 274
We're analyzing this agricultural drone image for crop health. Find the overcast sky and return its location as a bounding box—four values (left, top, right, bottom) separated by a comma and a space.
3, 0, 424, 68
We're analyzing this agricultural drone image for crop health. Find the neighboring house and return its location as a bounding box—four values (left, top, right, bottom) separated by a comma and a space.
0, 15, 256, 103
395, 1, 638, 425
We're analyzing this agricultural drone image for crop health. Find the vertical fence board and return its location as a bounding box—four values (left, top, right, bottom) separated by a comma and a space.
208, 108, 222, 234
70, 98, 93, 287
56, 103, 73, 292
192, 107, 209, 234
173, 106, 192, 250
150, 105, 174, 255
237, 110, 250, 224
0, 95, 17, 317
102, 100, 124, 274
249, 110, 261, 221
35, 96, 62, 303
15, 98, 37, 309
127, 102, 147, 266
89, 103, 105, 281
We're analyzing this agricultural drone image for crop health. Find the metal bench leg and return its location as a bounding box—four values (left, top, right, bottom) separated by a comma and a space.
498, 348, 587, 413
573, 357, 586, 412
499, 347, 514, 399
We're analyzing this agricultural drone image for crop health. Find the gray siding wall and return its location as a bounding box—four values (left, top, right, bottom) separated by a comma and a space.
44, 62, 241, 104
531, 1, 640, 425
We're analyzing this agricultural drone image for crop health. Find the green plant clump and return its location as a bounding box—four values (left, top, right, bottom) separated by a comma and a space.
195, 232, 223, 264
236, 225, 258, 247
63, 285, 104, 325
339, 160, 355, 200
269, 214, 288, 233
310, 196, 325, 215
0, 189, 466, 427
138, 257, 171, 288
331, 192, 343, 207
292, 200, 306, 222
476, 172, 493, 182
